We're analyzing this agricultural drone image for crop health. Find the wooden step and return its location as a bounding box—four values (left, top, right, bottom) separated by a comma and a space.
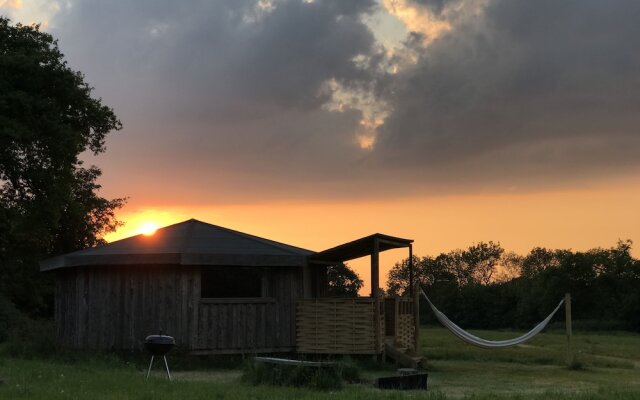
385, 342, 424, 369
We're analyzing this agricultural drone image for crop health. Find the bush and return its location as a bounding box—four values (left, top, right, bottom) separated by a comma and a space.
242, 358, 362, 390
0, 295, 21, 342
336, 357, 361, 383
1, 316, 57, 358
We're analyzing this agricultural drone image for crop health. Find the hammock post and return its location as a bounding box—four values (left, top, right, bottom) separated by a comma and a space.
565, 293, 574, 366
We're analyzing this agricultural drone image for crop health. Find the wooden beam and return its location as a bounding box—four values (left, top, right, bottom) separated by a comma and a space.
254, 357, 335, 367
302, 263, 312, 298
414, 282, 420, 354
408, 244, 414, 297
371, 238, 380, 298
565, 293, 573, 366
377, 238, 413, 248
372, 237, 381, 355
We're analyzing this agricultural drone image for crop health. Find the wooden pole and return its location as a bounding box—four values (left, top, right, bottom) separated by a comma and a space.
565, 293, 573, 366
408, 244, 414, 297
413, 281, 420, 354
372, 238, 381, 359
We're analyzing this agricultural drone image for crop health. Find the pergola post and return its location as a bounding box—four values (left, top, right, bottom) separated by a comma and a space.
372, 237, 381, 356
408, 243, 414, 297
414, 281, 420, 353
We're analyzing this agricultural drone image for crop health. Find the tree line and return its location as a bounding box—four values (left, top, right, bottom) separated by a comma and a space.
387, 241, 640, 332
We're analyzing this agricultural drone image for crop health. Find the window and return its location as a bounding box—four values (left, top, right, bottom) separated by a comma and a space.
201, 267, 263, 298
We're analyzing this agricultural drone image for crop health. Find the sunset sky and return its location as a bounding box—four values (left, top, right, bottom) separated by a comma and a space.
3, 0, 640, 291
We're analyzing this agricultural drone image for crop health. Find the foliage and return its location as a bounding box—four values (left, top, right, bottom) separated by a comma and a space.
242, 360, 345, 390
0, 293, 20, 342
0, 18, 124, 316
326, 263, 363, 297
2, 316, 57, 359
387, 240, 640, 331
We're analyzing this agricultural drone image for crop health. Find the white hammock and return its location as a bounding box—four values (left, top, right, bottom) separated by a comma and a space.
421, 289, 564, 349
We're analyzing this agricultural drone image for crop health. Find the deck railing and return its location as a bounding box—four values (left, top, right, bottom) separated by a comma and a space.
393, 297, 417, 352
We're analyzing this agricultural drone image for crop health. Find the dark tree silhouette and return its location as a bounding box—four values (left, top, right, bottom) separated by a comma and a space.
327, 263, 363, 297
0, 18, 125, 315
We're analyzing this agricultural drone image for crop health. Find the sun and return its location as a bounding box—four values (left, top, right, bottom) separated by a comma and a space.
104, 209, 189, 242
139, 222, 159, 236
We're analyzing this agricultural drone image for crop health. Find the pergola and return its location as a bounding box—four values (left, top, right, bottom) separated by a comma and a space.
306, 233, 415, 356
309, 233, 415, 297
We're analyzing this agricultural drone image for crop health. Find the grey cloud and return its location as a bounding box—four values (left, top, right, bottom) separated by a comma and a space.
52, 0, 385, 203
48, 0, 640, 203
53, 0, 376, 120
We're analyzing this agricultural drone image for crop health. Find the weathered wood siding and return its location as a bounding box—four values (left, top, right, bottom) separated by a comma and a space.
54, 265, 302, 353
55, 265, 199, 350
194, 267, 302, 353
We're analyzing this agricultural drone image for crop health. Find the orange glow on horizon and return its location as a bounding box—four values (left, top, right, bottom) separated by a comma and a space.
105, 209, 189, 242
104, 181, 640, 294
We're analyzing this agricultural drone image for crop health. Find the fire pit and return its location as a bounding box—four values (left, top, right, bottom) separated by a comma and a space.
144, 331, 175, 381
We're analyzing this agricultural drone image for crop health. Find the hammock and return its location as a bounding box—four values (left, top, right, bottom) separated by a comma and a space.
420, 289, 564, 349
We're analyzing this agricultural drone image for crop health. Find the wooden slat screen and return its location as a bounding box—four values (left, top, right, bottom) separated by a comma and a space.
296, 298, 383, 354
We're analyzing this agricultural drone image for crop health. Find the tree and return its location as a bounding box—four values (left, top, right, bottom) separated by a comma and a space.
493, 251, 523, 283
521, 247, 562, 277
0, 18, 124, 315
326, 263, 363, 297
462, 241, 504, 285
387, 242, 505, 293
387, 255, 457, 296
387, 255, 425, 296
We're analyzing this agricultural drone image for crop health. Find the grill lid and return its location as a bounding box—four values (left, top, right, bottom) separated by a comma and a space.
144, 330, 175, 355
144, 335, 175, 345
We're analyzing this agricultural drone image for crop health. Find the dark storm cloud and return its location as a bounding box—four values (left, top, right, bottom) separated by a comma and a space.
53, 0, 376, 119
372, 0, 640, 191
50, 0, 385, 202
47, 0, 640, 202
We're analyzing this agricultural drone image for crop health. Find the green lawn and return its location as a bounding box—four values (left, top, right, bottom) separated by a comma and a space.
421, 327, 640, 398
0, 327, 638, 399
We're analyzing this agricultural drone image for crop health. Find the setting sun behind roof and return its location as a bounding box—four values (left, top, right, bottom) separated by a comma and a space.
139, 222, 159, 236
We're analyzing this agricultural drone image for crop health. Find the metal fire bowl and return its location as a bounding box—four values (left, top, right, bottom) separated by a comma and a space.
144, 335, 175, 356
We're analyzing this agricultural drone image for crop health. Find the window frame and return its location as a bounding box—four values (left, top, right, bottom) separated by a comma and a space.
199, 266, 270, 301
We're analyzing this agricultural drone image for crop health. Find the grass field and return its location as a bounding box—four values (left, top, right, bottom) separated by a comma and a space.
0, 327, 638, 399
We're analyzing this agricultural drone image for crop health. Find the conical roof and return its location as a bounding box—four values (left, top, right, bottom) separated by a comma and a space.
40, 219, 314, 271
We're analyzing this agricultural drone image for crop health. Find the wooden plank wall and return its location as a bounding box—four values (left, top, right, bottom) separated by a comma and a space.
54, 265, 303, 353
296, 298, 381, 354
55, 269, 77, 348
194, 267, 302, 353
195, 301, 279, 352
55, 265, 199, 351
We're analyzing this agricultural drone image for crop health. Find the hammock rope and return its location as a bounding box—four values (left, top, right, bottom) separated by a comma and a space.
420, 289, 564, 349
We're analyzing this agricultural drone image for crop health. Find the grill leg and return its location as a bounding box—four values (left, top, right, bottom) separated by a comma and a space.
146, 355, 155, 379
163, 356, 172, 381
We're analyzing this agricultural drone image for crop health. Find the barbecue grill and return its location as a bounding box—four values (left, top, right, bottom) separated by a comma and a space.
144, 331, 175, 381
